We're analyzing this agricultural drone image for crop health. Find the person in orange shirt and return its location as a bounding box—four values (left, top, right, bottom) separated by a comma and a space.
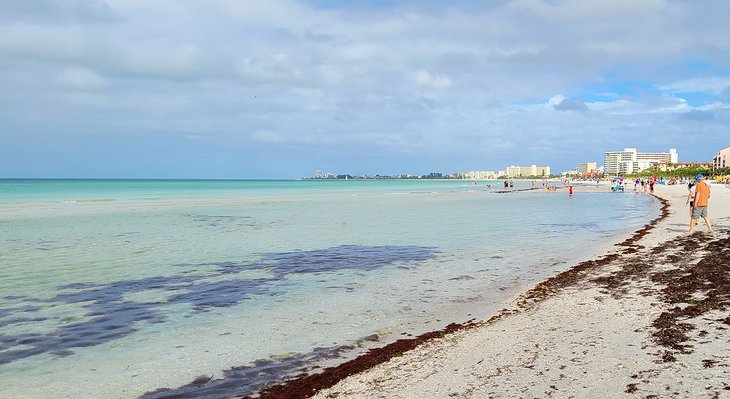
690, 174, 713, 234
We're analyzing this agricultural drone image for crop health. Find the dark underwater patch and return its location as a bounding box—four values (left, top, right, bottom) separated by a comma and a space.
139, 345, 354, 399
0, 245, 437, 365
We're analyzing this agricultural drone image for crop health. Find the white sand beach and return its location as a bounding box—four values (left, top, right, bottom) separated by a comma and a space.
311, 183, 730, 398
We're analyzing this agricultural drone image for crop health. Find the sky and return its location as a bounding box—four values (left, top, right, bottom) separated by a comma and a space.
1, 0, 729, 179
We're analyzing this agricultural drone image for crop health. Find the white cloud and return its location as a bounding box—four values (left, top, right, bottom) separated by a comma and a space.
414, 70, 452, 89
506, 0, 668, 21
678, 109, 715, 121
340, 44, 377, 61
721, 86, 730, 103
547, 95, 566, 107
116, 40, 202, 79
317, 65, 342, 85
56, 67, 106, 89
589, 94, 690, 116
0, 0, 120, 24
659, 77, 730, 94
249, 130, 283, 143
0, 23, 92, 61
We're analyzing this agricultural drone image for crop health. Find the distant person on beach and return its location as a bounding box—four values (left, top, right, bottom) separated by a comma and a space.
649, 180, 654, 194
569, 185, 573, 196
686, 180, 696, 220
504, 180, 508, 189
689, 174, 713, 234
509, 180, 514, 188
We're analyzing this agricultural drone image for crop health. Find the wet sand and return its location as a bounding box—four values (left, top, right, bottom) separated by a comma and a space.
253, 183, 730, 398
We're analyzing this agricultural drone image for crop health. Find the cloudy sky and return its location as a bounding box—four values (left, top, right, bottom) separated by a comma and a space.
1, 0, 729, 178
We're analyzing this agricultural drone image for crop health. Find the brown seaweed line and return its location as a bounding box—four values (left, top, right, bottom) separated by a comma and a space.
248, 194, 670, 399
246, 321, 485, 399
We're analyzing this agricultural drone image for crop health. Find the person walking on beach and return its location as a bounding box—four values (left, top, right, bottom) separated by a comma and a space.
689, 174, 713, 234
686, 180, 696, 219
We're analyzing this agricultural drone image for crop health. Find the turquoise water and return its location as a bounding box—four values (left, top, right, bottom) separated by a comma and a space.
0, 179, 658, 398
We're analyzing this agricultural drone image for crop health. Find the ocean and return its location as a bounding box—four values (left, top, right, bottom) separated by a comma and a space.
0, 179, 658, 398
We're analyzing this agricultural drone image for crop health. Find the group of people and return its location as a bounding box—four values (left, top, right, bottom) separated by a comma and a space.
633, 177, 656, 194
685, 174, 713, 234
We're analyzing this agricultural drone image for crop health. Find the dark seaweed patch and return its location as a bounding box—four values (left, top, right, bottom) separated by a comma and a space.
188, 214, 258, 229
139, 345, 355, 399
589, 230, 730, 363
0, 245, 437, 366
198, 245, 437, 277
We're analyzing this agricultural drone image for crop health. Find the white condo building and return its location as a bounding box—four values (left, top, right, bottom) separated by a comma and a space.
505, 165, 551, 177
462, 170, 499, 179
604, 148, 678, 175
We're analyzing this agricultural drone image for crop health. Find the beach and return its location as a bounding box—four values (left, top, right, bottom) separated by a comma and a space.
258, 182, 730, 398
0, 179, 660, 399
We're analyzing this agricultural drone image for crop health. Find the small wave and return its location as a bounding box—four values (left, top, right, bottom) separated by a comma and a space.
76, 199, 116, 203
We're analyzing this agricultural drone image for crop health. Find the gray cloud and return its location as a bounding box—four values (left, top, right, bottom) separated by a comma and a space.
553, 98, 588, 112
678, 110, 716, 121
721, 86, 730, 103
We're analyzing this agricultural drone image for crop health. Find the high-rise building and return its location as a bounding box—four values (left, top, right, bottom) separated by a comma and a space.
603, 148, 678, 175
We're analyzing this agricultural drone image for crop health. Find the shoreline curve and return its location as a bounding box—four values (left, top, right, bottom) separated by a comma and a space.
251, 194, 671, 399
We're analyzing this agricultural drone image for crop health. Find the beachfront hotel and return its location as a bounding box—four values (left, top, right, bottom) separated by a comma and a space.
505, 165, 551, 177
604, 148, 678, 175
713, 147, 730, 169
577, 162, 598, 175
462, 170, 499, 179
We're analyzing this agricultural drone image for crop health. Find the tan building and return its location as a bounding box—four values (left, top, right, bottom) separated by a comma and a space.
714, 147, 730, 169
655, 162, 711, 172
505, 165, 551, 177
577, 162, 597, 175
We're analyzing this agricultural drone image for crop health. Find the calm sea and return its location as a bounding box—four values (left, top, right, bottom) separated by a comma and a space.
0, 179, 658, 398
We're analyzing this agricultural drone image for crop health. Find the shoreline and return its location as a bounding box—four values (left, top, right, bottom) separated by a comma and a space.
303, 183, 729, 398
248, 187, 690, 398
140, 187, 655, 399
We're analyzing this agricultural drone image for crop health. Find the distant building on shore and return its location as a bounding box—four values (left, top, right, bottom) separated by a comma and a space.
655, 162, 712, 172
713, 147, 730, 169
577, 162, 598, 175
505, 165, 551, 178
462, 170, 499, 180
604, 148, 678, 175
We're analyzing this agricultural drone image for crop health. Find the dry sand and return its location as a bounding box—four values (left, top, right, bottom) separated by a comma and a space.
302, 183, 730, 399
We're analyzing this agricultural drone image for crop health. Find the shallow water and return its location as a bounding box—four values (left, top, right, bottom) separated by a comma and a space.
0, 179, 658, 398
